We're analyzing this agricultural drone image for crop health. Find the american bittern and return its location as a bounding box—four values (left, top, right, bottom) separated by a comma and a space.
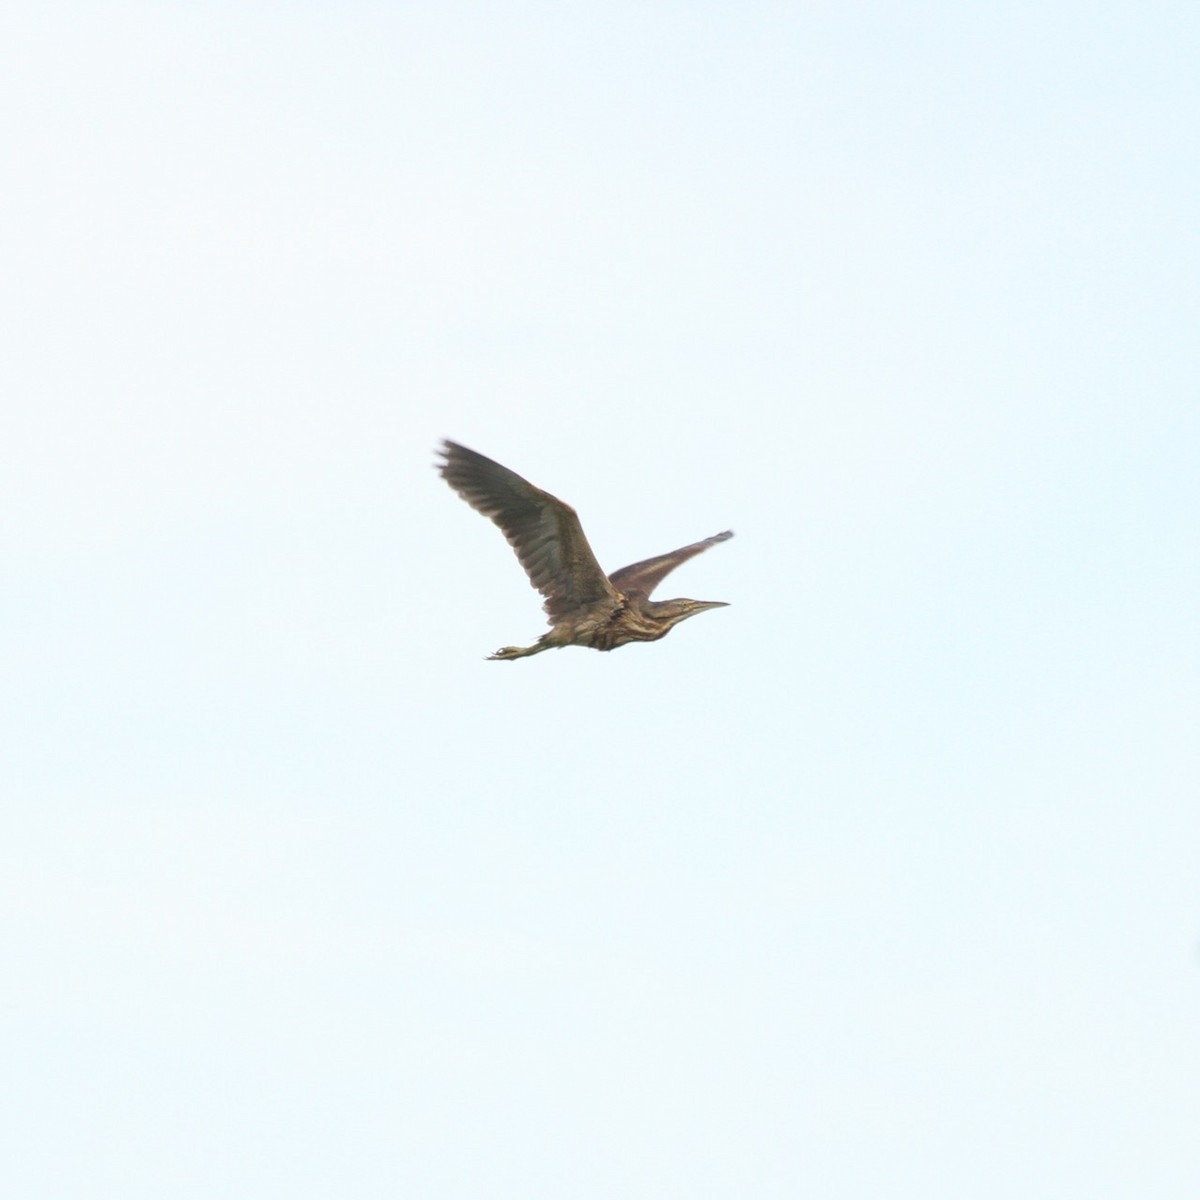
438, 439, 732, 660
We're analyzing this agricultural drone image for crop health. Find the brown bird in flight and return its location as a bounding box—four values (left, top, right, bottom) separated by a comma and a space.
438, 439, 732, 660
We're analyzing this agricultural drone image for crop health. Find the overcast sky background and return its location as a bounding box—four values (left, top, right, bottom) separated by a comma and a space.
3, 3, 1199, 1197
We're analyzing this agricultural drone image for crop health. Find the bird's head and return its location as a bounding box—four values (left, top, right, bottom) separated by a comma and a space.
647, 597, 730, 632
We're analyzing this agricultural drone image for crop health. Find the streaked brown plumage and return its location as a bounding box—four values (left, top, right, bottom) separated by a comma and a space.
437, 439, 732, 660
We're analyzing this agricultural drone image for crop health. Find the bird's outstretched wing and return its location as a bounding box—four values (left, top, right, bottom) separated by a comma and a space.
607, 530, 733, 598
438, 440, 619, 620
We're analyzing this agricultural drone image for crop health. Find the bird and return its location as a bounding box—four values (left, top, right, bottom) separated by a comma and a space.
437, 439, 732, 660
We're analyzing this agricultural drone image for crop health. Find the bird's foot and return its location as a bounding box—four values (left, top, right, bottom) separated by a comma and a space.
487, 645, 532, 661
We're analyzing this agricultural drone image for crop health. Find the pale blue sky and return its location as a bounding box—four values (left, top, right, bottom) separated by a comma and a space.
3, 4, 1199, 1197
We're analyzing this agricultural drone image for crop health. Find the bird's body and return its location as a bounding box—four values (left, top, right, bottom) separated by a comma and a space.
437, 440, 732, 660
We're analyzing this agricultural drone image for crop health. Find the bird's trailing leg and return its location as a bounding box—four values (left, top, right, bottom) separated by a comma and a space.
486, 634, 559, 661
